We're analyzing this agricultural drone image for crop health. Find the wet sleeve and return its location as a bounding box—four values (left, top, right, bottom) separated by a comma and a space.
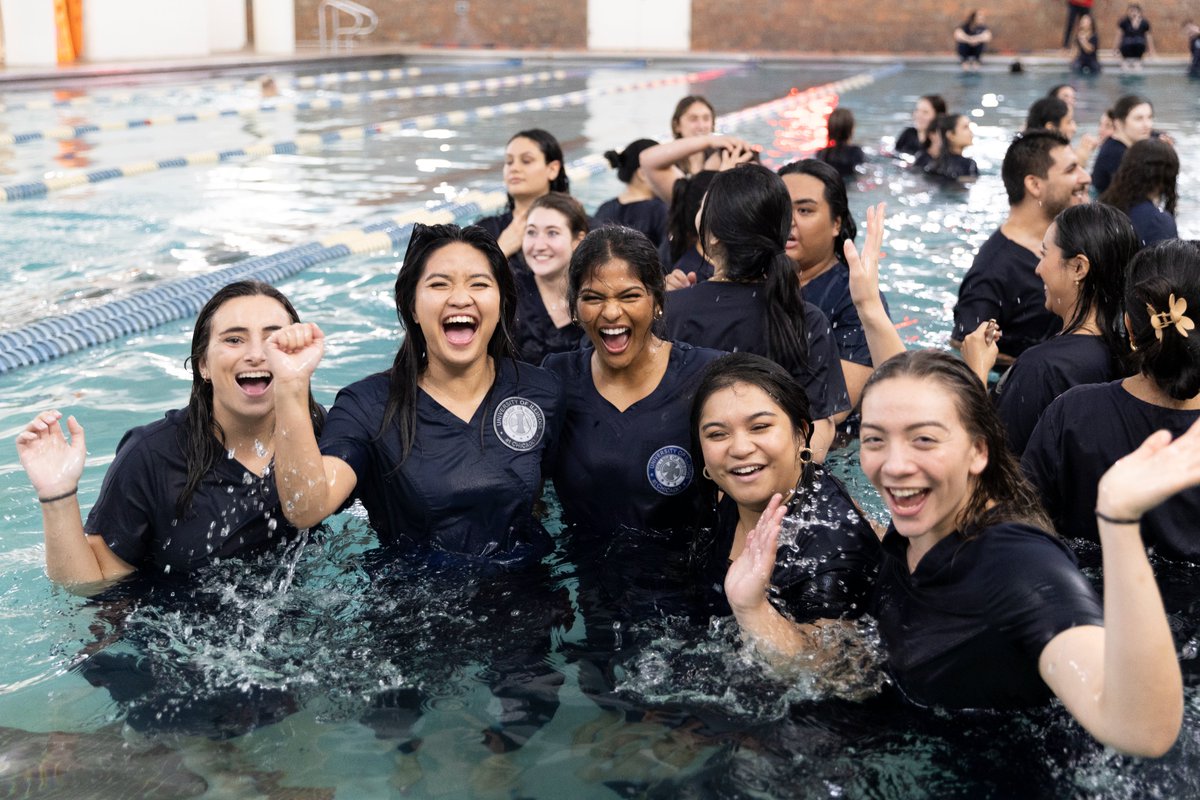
800, 304, 851, 418
773, 522, 880, 623
1021, 399, 1068, 533
952, 263, 1003, 343
82, 429, 157, 566
317, 382, 375, 480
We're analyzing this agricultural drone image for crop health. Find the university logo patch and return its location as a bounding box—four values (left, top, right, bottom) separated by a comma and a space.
647, 445, 693, 495
493, 396, 545, 452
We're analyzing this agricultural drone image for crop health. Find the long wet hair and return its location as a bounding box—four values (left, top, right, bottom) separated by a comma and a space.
666, 169, 717, 265
699, 164, 810, 366
381, 224, 517, 461
504, 128, 569, 211
777, 159, 857, 257
181, 280, 324, 518
1098, 138, 1179, 217
862, 351, 1052, 534
1051, 204, 1137, 368
1125, 240, 1200, 401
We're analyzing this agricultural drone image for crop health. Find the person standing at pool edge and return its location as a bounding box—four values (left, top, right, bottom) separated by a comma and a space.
952, 130, 1091, 366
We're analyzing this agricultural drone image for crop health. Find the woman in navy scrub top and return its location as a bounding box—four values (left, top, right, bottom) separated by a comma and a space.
729, 349, 1185, 757
514, 191, 587, 365
16, 281, 323, 591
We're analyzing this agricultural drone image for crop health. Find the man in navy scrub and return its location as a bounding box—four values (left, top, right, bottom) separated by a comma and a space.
951, 131, 1091, 366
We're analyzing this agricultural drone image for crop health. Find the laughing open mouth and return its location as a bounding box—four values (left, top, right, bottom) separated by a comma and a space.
599, 326, 631, 353
236, 370, 273, 396
443, 315, 478, 346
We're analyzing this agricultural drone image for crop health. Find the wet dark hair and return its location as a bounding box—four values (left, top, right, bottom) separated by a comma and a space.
604, 138, 658, 184
504, 129, 569, 211
862, 350, 1053, 534
777, 159, 857, 259
1046, 84, 1074, 102
666, 169, 717, 265
382, 224, 517, 461
670, 95, 715, 139
1098, 138, 1179, 217
1109, 94, 1152, 124
1001, 129, 1071, 205
527, 191, 590, 240
181, 280, 323, 518
1125, 240, 1200, 401
689, 352, 814, 507
567, 225, 666, 329
699, 164, 810, 368
1026, 97, 1070, 132
826, 107, 855, 145
919, 94, 948, 119
1051, 204, 1136, 368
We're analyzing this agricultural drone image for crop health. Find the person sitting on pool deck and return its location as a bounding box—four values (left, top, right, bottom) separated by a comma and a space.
727, 348, 1186, 757
14, 281, 325, 592
952, 130, 1091, 366
954, 9, 992, 71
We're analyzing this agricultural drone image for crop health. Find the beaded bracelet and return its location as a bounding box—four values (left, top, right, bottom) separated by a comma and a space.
1095, 508, 1140, 525
38, 487, 78, 504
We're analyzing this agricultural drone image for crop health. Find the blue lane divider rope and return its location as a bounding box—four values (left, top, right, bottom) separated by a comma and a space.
0, 65, 903, 375
0, 61, 523, 114
0, 67, 590, 147
0, 66, 738, 203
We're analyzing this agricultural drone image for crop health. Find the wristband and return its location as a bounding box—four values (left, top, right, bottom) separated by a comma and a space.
38, 487, 78, 504
1095, 508, 1140, 525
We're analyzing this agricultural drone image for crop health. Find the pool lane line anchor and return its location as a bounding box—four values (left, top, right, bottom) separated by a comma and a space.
0, 66, 742, 203
0, 64, 903, 374
0, 67, 597, 147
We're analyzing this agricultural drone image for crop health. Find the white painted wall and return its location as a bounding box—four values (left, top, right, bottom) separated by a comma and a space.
588, 0, 690, 52
209, 0, 248, 52
252, 0, 295, 55
0, 0, 59, 66
83, 0, 211, 61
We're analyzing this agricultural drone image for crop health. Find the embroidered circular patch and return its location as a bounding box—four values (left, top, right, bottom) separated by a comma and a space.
647, 445, 694, 495
493, 396, 545, 452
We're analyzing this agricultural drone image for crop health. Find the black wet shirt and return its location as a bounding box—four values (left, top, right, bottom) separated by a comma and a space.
873, 522, 1103, 710
593, 197, 668, 249
925, 154, 979, 182
662, 281, 850, 418
84, 409, 299, 575
1022, 380, 1200, 561
696, 465, 880, 622
512, 268, 584, 366
991, 333, 1114, 457
895, 127, 922, 156
803, 262, 892, 367
953, 229, 1060, 359
1090, 138, 1126, 195
318, 359, 564, 563
543, 341, 723, 541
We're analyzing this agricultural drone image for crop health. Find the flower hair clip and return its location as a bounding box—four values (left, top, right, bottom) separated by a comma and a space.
1147, 293, 1195, 341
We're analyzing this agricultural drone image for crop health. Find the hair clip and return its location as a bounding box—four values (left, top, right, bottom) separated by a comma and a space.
1146, 293, 1195, 341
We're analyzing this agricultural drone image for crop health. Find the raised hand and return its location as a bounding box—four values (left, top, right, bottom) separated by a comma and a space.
724, 492, 787, 614
496, 209, 528, 258
1097, 417, 1200, 522
266, 322, 326, 390
844, 202, 887, 309
15, 410, 86, 499
960, 319, 1001, 385
664, 268, 699, 291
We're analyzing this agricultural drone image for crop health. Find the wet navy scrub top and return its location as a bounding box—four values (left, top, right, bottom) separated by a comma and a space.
803, 262, 892, 367
543, 341, 723, 540
84, 409, 301, 575
696, 465, 880, 622
663, 281, 850, 419
1022, 380, 1200, 561
953, 230, 1061, 360
1090, 138, 1126, 196
873, 522, 1103, 709
318, 359, 565, 563
512, 268, 584, 366
593, 197, 668, 250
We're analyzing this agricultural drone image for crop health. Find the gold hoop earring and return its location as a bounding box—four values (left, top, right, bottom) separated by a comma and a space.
798, 447, 813, 465
702, 466, 712, 480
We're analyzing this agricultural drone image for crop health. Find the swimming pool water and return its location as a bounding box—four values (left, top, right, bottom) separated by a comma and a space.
1, 57, 1199, 798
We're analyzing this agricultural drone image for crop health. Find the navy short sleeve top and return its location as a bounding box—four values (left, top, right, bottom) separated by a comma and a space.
662, 281, 851, 418
873, 522, 1103, 709
952, 229, 1060, 359
512, 268, 584, 366
593, 197, 669, 249
1090, 138, 1126, 195
84, 409, 301, 575
318, 359, 565, 563
542, 341, 723, 541
803, 262, 892, 367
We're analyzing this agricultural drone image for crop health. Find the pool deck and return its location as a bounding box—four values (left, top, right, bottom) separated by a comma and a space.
0, 44, 1190, 86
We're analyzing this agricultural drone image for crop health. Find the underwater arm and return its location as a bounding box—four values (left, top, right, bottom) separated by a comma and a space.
1039, 422, 1194, 757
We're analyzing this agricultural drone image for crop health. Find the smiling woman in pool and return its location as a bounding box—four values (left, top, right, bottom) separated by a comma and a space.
476, 129, 570, 262
730, 349, 1186, 757
267, 223, 563, 563
15, 280, 324, 591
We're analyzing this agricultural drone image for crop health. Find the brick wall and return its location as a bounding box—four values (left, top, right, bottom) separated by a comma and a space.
293, 0, 587, 49
290, 1, 1195, 54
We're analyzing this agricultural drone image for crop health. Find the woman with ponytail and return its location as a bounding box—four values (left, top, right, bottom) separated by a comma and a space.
662, 164, 849, 458
593, 138, 668, 249
1023, 239, 1200, 560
